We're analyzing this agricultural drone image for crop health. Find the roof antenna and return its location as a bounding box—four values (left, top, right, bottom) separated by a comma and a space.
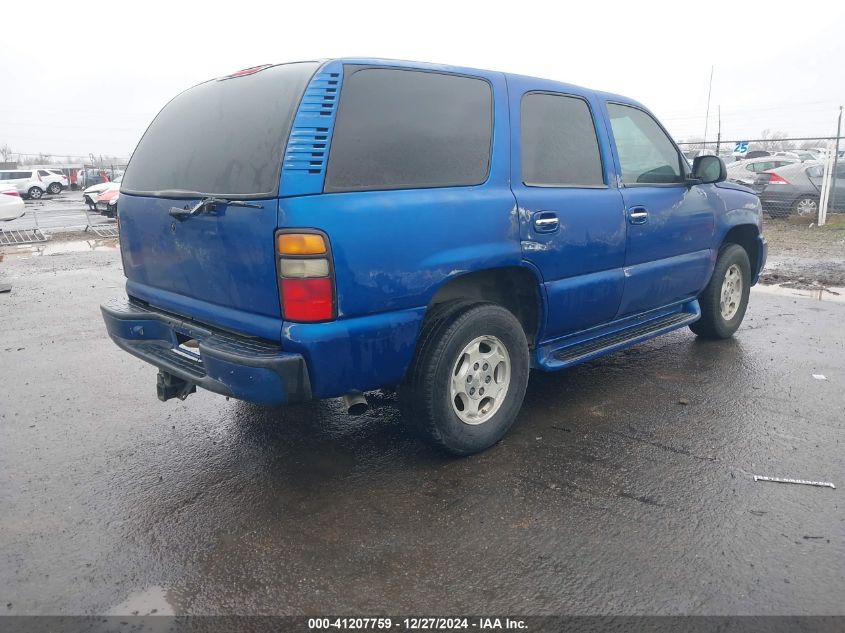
703, 66, 714, 149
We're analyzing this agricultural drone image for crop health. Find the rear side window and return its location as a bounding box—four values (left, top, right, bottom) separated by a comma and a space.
607, 103, 684, 185
521, 93, 604, 187
122, 62, 318, 198
325, 68, 492, 192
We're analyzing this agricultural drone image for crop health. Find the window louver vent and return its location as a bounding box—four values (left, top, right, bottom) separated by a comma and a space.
283, 71, 341, 177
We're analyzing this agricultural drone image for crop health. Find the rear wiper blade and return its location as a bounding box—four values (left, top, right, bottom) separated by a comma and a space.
169, 197, 263, 219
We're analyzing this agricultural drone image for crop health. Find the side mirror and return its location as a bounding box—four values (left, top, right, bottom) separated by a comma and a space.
691, 155, 726, 184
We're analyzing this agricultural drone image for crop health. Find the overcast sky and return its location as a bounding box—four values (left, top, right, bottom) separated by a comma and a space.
2, 0, 843, 161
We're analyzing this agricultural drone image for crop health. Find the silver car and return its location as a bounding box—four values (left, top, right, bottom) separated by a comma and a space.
753, 161, 845, 217
726, 157, 799, 187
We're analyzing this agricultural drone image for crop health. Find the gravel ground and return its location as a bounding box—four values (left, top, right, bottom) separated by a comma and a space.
761, 216, 845, 288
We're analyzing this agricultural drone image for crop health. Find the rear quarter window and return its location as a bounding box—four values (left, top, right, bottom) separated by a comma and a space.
324, 68, 493, 192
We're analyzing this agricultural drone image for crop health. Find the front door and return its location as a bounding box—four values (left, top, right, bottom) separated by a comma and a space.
508, 78, 627, 341
604, 102, 715, 318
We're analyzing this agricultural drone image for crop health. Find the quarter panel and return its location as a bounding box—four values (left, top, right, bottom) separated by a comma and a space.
278, 67, 517, 320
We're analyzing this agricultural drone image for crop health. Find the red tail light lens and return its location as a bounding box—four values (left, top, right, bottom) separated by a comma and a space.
281, 278, 334, 321
2, 190, 20, 197
766, 172, 790, 185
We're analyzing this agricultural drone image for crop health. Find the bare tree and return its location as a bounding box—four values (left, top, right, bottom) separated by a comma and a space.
681, 136, 705, 151
758, 129, 794, 151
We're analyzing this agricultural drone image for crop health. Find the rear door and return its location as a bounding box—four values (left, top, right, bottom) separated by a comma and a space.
604, 102, 715, 318
508, 78, 627, 339
118, 62, 318, 335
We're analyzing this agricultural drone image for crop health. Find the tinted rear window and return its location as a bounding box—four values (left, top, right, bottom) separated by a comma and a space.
521, 92, 604, 187
122, 62, 318, 198
325, 68, 492, 192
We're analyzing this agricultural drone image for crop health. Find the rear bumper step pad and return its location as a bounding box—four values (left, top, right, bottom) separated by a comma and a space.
101, 297, 311, 405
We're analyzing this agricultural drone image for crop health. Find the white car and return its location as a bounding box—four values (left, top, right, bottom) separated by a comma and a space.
0, 184, 25, 221
38, 168, 69, 194
82, 175, 122, 209
0, 169, 48, 199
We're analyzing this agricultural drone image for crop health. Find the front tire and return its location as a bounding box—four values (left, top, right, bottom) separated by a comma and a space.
792, 195, 818, 217
47, 182, 62, 194
400, 302, 530, 455
690, 243, 751, 339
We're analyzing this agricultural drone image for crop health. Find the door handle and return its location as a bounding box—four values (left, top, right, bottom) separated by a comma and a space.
628, 206, 649, 225
533, 211, 560, 233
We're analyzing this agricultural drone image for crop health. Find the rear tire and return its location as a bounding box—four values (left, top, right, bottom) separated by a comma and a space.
27, 187, 43, 200
399, 302, 530, 455
47, 182, 62, 194
690, 243, 751, 340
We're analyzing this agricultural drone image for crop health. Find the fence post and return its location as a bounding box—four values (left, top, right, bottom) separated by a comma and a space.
818, 150, 833, 226
831, 107, 842, 211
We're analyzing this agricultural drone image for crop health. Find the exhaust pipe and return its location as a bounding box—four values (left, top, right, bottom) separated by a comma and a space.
343, 392, 368, 416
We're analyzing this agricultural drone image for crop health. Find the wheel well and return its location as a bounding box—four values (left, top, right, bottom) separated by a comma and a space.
428, 267, 541, 346
722, 224, 759, 268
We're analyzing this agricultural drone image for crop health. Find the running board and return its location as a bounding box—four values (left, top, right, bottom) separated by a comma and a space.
536, 303, 700, 371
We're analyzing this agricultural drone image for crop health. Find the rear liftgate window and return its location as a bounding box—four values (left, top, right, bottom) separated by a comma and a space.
121, 62, 319, 198
324, 68, 493, 192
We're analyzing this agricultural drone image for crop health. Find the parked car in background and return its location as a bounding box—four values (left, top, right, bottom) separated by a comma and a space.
95, 188, 119, 216
36, 168, 69, 194
83, 175, 121, 210
0, 169, 47, 199
726, 157, 799, 186
102, 58, 766, 455
744, 150, 770, 160
0, 184, 25, 221
753, 161, 845, 217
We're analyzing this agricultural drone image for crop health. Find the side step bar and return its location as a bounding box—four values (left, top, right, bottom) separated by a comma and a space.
536, 303, 700, 371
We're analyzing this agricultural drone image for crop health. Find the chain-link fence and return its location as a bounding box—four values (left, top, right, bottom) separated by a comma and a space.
677, 136, 844, 222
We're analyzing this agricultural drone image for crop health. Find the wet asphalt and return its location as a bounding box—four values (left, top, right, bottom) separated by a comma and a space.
0, 246, 843, 616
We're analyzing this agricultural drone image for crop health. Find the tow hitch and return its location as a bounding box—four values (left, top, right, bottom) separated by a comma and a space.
156, 371, 196, 402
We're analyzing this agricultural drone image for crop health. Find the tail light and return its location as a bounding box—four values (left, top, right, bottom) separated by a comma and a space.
276, 230, 335, 322
2, 190, 20, 197
765, 172, 790, 185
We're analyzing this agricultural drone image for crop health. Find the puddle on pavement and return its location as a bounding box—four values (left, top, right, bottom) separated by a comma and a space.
0, 238, 118, 261
107, 585, 177, 616
753, 283, 845, 304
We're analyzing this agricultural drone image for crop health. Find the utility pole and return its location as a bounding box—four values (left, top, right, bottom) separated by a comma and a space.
703, 66, 714, 150
716, 105, 722, 155
831, 106, 842, 211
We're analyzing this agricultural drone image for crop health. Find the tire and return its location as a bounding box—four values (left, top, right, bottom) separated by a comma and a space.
27, 187, 43, 200
792, 195, 819, 218
47, 182, 62, 194
690, 243, 751, 340
399, 302, 530, 455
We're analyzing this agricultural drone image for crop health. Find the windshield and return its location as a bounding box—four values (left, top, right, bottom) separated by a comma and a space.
121, 62, 318, 199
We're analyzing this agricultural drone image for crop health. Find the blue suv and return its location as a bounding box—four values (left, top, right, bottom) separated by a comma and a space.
102, 58, 766, 455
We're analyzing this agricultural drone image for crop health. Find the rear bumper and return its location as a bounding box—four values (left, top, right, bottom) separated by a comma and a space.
101, 297, 311, 405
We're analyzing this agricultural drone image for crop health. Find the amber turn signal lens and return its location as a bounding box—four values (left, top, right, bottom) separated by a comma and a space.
277, 233, 326, 255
